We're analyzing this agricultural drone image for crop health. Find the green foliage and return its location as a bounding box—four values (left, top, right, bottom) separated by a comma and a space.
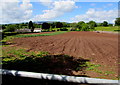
60, 27, 68, 31
2, 25, 6, 30
81, 23, 89, 31
56, 22, 63, 28
70, 23, 78, 31
85, 62, 101, 70
87, 21, 97, 30
42, 22, 50, 31
4, 25, 18, 32
102, 21, 108, 27
2, 48, 49, 63
15, 31, 68, 38
115, 17, 120, 26
28, 21, 34, 32
77, 62, 101, 71
77, 21, 85, 30
51, 22, 56, 28
95, 26, 119, 32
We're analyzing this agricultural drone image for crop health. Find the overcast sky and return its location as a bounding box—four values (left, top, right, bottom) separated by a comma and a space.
0, 0, 119, 24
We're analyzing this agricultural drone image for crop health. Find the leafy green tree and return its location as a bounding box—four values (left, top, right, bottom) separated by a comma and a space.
77, 21, 85, 30
28, 21, 34, 32
70, 23, 78, 31
56, 22, 63, 28
42, 22, 50, 31
62, 22, 68, 27
2, 25, 6, 30
88, 21, 97, 27
108, 24, 113, 26
87, 21, 97, 30
4, 25, 17, 32
115, 17, 120, 26
81, 23, 89, 31
102, 21, 108, 27
51, 22, 56, 28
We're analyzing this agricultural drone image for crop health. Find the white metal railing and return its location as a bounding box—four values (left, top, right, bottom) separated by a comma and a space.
0, 69, 119, 84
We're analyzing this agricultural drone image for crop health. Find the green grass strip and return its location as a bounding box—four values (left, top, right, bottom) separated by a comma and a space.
1, 31, 68, 43
15, 31, 68, 38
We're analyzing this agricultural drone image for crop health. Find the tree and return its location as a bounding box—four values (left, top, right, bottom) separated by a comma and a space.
2, 25, 6, 30
70, 23, 78, 31
115, 17, 120, 26
88, 21, 97, 27
4, 25, 17, 32
28, 21, 34, 32
87, 21, 97, 30
81, 23, 89, 31
56, 22, 63, 28
102, 21, 108, 27
77, 21, 85, 30
42, 22, 50, 31
109, 24, 113, 26
62, 22, 68, 27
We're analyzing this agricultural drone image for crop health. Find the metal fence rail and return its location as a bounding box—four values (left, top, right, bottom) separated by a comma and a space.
0, 69, 119, 84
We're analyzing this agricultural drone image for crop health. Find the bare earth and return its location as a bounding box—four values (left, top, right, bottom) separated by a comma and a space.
13, 31, 118, 79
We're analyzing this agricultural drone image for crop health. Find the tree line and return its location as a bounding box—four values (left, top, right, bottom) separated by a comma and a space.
1, 17, 120, 32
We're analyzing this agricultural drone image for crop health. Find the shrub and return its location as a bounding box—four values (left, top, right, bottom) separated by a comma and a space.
60, 27, 68, 31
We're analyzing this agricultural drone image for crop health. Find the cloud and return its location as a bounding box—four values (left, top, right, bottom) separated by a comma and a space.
32, 0, 76, 21
71, 8, 118, 23
0, 0, 33, 24
38, 0, 53, 7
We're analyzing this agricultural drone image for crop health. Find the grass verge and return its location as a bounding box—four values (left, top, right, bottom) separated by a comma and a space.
95, 26, 119, 32
1, 31, 68, 44
15, 31, 68, 38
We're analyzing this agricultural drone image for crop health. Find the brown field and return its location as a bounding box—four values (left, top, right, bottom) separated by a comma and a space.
10, 31, 118, 79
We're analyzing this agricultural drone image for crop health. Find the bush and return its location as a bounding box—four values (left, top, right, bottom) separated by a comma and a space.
70, 28, 77, 31
4, 25, 17, 32
60, 27, 68, 31
81, 24, 89, 31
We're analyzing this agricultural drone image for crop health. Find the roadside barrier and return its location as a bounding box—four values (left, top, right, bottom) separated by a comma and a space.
0, 69, 119, 84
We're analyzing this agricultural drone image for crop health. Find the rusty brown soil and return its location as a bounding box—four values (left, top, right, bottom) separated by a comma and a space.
13, 31, 119, 79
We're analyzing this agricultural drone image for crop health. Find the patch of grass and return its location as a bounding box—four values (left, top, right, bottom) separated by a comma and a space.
83, 62, 116, 76
1, 31, 68, 44
85, 62, 101, 70
1, 31, 68, 47
104, 71, 115, 75
1, 36, 15, 43
15, 31, 68, 38
2, 47, 49, 63
95, 26, 119, 32
77, 62, 101, 71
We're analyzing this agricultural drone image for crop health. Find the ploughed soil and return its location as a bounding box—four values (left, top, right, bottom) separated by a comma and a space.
11, 31, 118, 79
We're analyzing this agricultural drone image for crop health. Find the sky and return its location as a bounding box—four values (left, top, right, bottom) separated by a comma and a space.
0, 0, 119, 24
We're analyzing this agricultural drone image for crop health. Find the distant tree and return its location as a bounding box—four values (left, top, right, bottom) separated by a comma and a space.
51, 22, 56, 28
108, 24, 113, 26
56, 22, 63, 28
62, 22, 68, 27
4, 25, 17, 32
81, 23, 89, 31
88, 21, 97, 27
70, 23, 78, 31
87, 21, 97, 30
2, 25, 6, 30
42, 22, 50, 31
77, 21, 85, 30
97, 23, 103, 26
115, 17, 120, 26
28, 21, 34, 32
102, 21, 108, 27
